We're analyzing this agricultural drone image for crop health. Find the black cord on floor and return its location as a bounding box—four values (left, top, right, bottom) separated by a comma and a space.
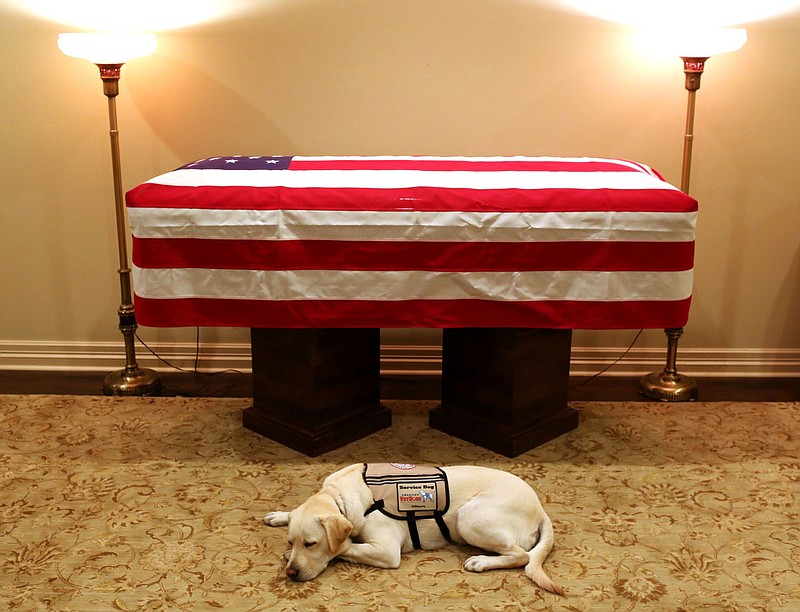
135, 328, 247, 397
570, 329, 643, 388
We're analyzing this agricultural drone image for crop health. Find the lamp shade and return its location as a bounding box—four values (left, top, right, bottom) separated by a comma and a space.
58, 32, 157, 64
636, 27, 747, 60
675, 28, 747, 58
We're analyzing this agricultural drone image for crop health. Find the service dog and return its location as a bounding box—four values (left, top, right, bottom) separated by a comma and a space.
263, 463, 564, 595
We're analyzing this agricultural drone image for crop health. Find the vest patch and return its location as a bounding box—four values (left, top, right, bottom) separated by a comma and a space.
397, 482, 437, 512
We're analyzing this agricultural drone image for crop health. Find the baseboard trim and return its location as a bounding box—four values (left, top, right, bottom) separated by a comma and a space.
0, 340, 798, 378
379, 344, 442, 376
569, 346, 800, 378
0, 340, 252, 373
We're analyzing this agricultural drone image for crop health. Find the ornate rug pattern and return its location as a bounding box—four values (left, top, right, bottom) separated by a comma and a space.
1, 395, 798, 610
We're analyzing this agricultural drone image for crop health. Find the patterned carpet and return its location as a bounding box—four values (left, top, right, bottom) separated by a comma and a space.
1, 395, 798, 611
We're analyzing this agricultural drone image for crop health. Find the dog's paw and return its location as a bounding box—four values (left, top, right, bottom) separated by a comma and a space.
464, 555, 492, 573
262, 511, 290, 527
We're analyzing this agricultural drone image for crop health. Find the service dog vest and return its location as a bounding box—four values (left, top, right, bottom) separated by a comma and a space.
362, 463, 451, 550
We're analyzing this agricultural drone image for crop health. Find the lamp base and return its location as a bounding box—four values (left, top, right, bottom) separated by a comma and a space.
103, 367, 163, 396
638, 370, 698, 402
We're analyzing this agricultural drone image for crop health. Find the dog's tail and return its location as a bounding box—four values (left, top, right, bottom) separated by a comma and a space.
525, 513, 565, 596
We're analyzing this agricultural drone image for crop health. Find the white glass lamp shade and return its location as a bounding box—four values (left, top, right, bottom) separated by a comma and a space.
637, 27, 747, 60
675, 28, 747, 58
58, 32, 157, 64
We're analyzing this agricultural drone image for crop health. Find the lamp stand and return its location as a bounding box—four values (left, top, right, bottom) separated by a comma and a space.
638, 56, 706, 402
97, 64, 163, 396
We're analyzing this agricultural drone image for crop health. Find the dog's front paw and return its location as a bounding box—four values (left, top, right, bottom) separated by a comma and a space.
464, 555, 492, 573
262, 511, 290, 527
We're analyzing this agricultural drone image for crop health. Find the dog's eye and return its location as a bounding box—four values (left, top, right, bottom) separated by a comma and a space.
304, 541, 317, 548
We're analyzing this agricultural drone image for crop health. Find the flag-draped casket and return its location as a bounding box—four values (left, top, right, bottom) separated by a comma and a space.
126, 156, 696, 329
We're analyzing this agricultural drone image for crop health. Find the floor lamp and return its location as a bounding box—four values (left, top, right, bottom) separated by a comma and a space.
58, 33, 163, 396
639, 28, 747, 401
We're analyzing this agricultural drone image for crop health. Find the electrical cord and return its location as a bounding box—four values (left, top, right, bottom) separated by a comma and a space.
134, 328, 248, 397
570, 329, 643, 388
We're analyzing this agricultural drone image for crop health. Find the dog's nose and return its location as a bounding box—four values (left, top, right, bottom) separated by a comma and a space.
286, 566, 300, 580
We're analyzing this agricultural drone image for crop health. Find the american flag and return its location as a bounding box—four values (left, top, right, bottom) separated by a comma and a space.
126, 155, 696, 329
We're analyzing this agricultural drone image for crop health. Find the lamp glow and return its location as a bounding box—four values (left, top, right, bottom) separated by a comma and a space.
548, 0, 800, 27
12, 0, 255, 31
58, 32, 157, 64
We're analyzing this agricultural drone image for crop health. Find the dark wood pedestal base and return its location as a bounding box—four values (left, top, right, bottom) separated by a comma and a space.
243, 328, 391, 456
429, 328, 578, 457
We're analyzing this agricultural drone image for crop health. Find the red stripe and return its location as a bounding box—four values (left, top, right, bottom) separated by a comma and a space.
127, 184, 697, 213
133, 296, 691, 329
132, 238, 695, 272
287, 158, 646, 173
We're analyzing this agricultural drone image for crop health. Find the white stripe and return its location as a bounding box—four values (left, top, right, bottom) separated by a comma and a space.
128, 208, 697, 242
132, 267, 693, 302
147, 169, 678, 191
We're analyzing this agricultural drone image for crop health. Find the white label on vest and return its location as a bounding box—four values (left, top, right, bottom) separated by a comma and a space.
397, 483, 438, 512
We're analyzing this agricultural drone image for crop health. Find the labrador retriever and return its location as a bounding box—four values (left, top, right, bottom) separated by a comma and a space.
263, 463, 564, 595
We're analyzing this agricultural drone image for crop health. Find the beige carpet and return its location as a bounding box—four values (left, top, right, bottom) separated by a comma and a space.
1, 395, 798, 610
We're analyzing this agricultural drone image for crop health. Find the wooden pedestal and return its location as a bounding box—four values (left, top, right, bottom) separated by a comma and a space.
429, 328, 578, 457
243, 328, 391, 456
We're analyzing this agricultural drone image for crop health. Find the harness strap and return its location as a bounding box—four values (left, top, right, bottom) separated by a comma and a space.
406, 512, 422, 550
364, 499, 385, 516
434, 514, 452, 542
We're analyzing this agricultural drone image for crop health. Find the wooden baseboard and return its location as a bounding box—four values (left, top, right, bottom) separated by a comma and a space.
1, 340, 798, 378
569, 346, 800, 378
1, 340, 798, 402
0, 340, 251, 373
1, 370, 797, 402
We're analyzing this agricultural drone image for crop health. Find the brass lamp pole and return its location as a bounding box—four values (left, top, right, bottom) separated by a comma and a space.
639, 29, 747, 401
638, 56, 705, 402
58, 33, 163, 396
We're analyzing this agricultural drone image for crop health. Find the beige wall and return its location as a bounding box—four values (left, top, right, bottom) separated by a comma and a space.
1, 1, 799, 375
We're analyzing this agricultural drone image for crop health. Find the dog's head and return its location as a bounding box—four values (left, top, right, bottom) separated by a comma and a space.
284, 493, 353, 581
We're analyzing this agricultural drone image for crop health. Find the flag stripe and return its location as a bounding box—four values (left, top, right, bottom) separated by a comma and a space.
128, 208, 697, 243
132, 267, 693, 302
131, 296, 692, 330
287, 156, 656, 173
127, 184, 694, 213
142, 168, 680, 192
132, 237, 694, 272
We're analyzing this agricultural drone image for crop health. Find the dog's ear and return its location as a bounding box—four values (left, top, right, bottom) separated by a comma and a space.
321, 514, 353, 554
